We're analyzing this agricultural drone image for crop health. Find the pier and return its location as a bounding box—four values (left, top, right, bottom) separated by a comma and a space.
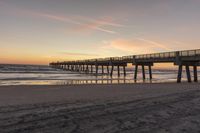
50, 49, 200, 83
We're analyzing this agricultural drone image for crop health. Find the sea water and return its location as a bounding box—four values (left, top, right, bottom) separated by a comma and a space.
0, 64, 198, 86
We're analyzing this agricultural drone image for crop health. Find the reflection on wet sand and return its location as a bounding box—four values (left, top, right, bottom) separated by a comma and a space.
57, 78, 164, 85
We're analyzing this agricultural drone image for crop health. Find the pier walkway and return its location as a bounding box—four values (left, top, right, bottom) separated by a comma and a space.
50, 49, 200, 83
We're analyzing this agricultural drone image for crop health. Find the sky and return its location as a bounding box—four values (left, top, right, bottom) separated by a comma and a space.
0, 0, 200, 65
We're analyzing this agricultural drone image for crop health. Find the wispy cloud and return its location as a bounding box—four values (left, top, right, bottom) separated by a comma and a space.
74, 15, 124, 27
24, 11, 122, 34
71, 17, 118, 34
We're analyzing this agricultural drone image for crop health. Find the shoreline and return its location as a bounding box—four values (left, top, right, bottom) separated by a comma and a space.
0, 83, 199, 106
0, 79, 193, 86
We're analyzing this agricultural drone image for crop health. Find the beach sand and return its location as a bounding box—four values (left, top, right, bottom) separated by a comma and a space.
0, 83, 200, 133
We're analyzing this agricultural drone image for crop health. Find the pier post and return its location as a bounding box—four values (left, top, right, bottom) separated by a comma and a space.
193, 66, 198, 82
86, 65, 89, 73
64, 65, 67, 70
107, 66, 109, 74
71, 65, 73, 71
79, 65, 81, 71
96, 65, 99, 75
83, 65, 85, 72
149, 65, 152, 80
70, 65, 72, 71
73, 65, 75, 71
77, 65, 79, 72
78, 65, 81, 72
67, 65, 70, 70
186, 65, 191, 82
117, 65, 120, 77
177, 65, 182, 83
102, 65, 104, 74
134, 65, 138, 80
123, 66, 126, 77
110, 65, 114, 77
91, 65, 93, 73
142, 65, 146, 80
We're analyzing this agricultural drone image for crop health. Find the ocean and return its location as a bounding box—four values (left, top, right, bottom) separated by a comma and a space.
0, 64, 198, 86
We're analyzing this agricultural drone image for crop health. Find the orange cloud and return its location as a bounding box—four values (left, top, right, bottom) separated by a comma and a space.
102, 38, 172, 54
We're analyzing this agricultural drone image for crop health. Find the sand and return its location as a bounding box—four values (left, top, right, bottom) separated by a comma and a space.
0, 83, 200, 133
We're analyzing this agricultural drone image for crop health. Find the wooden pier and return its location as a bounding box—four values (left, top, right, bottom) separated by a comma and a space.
50, 49, 200, 83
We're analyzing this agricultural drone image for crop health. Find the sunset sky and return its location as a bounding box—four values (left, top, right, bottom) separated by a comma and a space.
0, 0, 200, 65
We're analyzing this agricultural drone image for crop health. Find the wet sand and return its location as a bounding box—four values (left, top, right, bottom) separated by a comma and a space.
0, 83, 200, 133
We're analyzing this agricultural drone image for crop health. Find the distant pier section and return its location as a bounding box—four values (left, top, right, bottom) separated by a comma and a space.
50, 49, 200, 83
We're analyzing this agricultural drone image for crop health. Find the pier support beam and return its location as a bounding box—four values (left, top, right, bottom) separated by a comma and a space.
117, 65, 120, 77
78, 65, 81, 72
149, 65, 152, 80
71, 65, 73, 71
142, 65, 146, 80
177, 65, 183, 83
96, 65, 99, 76
186, 65, 191, 83
67, 65, 70, 70
102, 65, 104, 74
82, 65, 85, 72
107, 66, 109, 74
123, 66, 126, 77
134, 65, 138, 80
91, 65, 93, 73
193, 66, 198, 82
86, 65, 89, 73
110, 65, 114, 77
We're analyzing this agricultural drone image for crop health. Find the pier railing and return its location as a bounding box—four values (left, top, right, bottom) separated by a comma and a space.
135, 51, 176, 59
179, 49, 200, 56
